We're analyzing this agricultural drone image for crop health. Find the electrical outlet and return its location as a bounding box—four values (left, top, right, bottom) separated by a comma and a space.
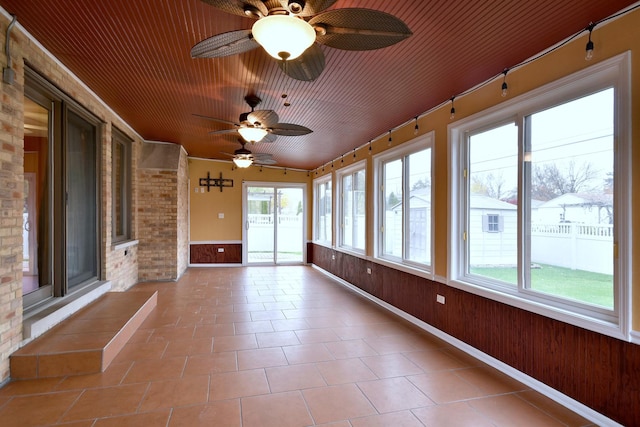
366, 267, 371, 274
217, 247, 224, 252
331, 253, 335, 260
436, 294, 445, 304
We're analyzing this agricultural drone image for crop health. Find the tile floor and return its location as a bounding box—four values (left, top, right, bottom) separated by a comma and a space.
0, 266, 595, 426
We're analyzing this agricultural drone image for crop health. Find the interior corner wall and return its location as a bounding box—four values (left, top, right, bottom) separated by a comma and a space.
176, 148, 189, 276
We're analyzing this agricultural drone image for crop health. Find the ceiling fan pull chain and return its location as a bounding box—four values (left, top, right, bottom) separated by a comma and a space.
281, 59, 292, 107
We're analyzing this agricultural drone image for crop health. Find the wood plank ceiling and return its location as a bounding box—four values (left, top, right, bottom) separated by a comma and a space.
1, 0, 635, 170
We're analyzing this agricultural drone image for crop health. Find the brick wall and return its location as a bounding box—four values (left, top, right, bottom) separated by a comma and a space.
0, 14, 184, 382
137, 168, 178, 281
0, 19, 25, 381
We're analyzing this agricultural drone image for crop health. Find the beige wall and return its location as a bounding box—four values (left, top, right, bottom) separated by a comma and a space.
189, 158, 311, 242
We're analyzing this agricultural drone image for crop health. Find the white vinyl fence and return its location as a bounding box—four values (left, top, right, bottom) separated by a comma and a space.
531, 223, 613, 275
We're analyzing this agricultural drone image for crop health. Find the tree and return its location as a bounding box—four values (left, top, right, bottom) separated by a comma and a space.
387, 191, 400, 208
411, 179, 430, 191
531, 161, 600, 201
471, 172, 513, 200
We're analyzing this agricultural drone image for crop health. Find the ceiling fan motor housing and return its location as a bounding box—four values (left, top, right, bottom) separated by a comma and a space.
288, 0, 305, 14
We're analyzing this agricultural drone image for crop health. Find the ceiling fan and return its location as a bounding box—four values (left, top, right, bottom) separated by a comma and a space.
191, 0, 412, 81
224, 139, 277, 168
195, 94, 312, 143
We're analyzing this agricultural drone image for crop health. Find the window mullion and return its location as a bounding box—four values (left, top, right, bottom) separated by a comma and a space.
520, 116, 531, 293
401, 156, 408, 261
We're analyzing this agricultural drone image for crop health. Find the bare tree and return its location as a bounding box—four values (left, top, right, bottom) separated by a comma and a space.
531, 161, 600, 201
471, 172, 513, 200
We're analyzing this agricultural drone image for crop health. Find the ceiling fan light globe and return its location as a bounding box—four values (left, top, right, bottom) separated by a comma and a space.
237, 126, 268, 142
252, 15, 315, 60
233, 157, 253, 168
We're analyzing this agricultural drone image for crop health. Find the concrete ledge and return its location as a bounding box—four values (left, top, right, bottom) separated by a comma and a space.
23, 281, 113, 343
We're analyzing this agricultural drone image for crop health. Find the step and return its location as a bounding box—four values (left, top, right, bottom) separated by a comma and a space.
10, 291, 157, 379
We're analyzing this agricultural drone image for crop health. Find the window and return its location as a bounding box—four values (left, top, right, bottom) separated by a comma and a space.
112, 128, 132, 243
313, 175, 332, 244
483, 214, 502, 233
336, 161, 366, 252
450, 53, 631, 338
374, 134, 433, 270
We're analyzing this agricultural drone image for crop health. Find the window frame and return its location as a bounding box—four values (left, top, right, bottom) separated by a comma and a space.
373, 133, 434, 273
335, 160, 367, 254
448, 52, 632, 340
111, 127, 132, 244
312, 174, 332, 246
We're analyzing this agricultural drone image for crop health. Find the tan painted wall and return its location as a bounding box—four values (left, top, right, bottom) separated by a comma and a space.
189, 158, 311, 242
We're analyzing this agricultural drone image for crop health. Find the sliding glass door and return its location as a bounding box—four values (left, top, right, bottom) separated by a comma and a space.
243, 183, 305, 264
24, 70, 100, 308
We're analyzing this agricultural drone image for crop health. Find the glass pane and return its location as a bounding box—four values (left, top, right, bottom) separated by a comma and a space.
247, 186, 275, 263
23, 96, 52, 297
528, 88, 614, 308
276, 188, 303, 263
113, 140, 125, 238
66, 111, 97, 289
383, 159, 402, 257
342, 174, 353, 247
317, 180, 331, 242
468, 123, 518, 285
353, 169, 366, 250
407, 148, 431, 264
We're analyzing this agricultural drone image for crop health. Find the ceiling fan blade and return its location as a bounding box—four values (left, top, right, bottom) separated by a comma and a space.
193, 113, 238, 127
270, 123, 313, 136
252, 153, 273, 160
200, 0, 268, 18
310, 9, 412, 51
278, 43, 325, 81
278, 0, 337, 17
208, 128, 239, 135
254, 158, 277, 165
247, 110, 279, 127
191, 30, 258, 58
261, 133, 278, 143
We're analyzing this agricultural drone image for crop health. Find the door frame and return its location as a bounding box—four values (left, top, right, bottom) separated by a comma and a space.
242, 181, 307, 265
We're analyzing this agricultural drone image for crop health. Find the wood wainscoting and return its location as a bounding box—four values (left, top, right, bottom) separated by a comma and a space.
310, 243, 640, 427
190, 243, 242, 264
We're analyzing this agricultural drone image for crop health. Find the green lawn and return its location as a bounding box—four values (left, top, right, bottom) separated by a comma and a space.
470, 264, 613, 309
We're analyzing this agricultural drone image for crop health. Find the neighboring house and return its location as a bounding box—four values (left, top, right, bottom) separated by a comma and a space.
388, 187, 431, 261
535, 193, 613, 224
468, 194, 518, 267
388, 192, 518, 267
